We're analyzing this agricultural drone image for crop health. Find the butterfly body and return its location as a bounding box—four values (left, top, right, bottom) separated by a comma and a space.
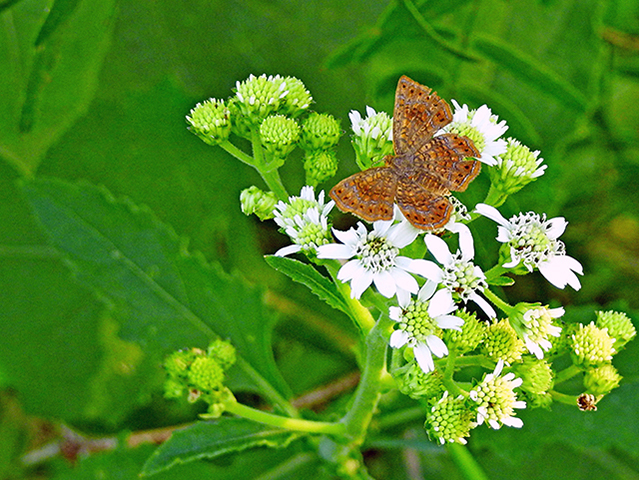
330, 76, 480, 230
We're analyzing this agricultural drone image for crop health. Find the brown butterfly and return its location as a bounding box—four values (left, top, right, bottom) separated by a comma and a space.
330, 76, 481, 230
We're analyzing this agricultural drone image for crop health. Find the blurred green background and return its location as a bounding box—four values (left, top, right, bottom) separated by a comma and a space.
0, 0, 637, 478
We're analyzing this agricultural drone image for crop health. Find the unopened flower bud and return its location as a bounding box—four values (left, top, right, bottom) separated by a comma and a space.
349, 106, 394, 169
488, 138, 546, 195
188, 356, 225, 392
444, 309, 485, 354
240, 186, 278, 221
596, 310, 636, 350
186, 98, 231, 146
395, 361, 445, 400
300, 113, 341, 151
207, 339, 237, 370
570, 322, 616, 368
425, 391, 474, 445
279, 76, 313, 116
482, 319, 526, 365
259, 114, 300, 159
304, 150, 339, 186
583, 364, 622, 395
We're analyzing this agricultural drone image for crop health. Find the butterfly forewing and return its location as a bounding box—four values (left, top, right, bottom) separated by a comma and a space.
393, 76, 452, 156
329, 167, 397, 222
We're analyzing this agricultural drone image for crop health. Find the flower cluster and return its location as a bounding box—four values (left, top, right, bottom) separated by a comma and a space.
188, 75, 636, 450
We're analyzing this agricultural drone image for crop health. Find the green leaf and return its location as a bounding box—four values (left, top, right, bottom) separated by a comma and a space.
487, 276, 515, 287
20, 178, 291, 404
0, 0, 117, 174
141, 418, 301, 476
472, 34, 588, 112
264, 255, 350, 318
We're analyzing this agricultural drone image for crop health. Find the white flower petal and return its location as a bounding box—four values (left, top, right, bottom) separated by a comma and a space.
317, 243, 354, 259
403, 258, 443, 283
414, 343, 435, 373
388, 267, 419, 294
349, 270, 374, 299
373, 270, 396, 298
425, 335, 448, 358
396, 288, 412, 308
337, 259, 363, 281
389, 306, 403, 322
436, 314, 464, 331
428, 289, 456, 317
475, 203, 508, 226
417, 281, 437, 302
275, 244, 302, 257
424, 234, 453, 265
390, 329, 409, 348
502, 417, 523, 428
546, 217, 567, 239
469, 292, 497, 319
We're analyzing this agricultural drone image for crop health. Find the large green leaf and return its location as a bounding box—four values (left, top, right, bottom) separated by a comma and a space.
0, 0, 117, 175
20, 178, 291, 404
141, 418, 302, 476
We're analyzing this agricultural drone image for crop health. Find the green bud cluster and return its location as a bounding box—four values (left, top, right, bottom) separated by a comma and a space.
514, 357, 554, 397
299, 113, 342, 186
443, 309, 485, 354
395, 361, 445, 400
240, 186, 279, 221
163, 340, 237, 413
570, 322, 615, 367
259, 114, 300, 160
488, 138, 546, 195
583, 364, 622, 395
595, 310, 636, 351
425, 392, 475, 445
186, 98, 231, 146
482, 319, 526, 364
350, 107, 394, 170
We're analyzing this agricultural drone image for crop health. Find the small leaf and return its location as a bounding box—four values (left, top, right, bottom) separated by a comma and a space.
472, 34, 587, 112
487, 275, 515, 287
35, 0, 82, 47
264, 255, 350, 317
141, 418, 301, 476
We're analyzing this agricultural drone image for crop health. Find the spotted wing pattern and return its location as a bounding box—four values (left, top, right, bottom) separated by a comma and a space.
331, 75, 481, 230
395, 175, 452, 230
412, 133, 481, 192
330, 166, 397, 222
393, 76, 452, 156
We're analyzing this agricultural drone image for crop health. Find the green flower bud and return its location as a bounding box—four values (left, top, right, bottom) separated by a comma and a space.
444, 309, 485, 354
570, 322, 616, 368
279, 76, 313, 116
583, 364, 622, 395
299, 113, 341, 151
488, 138, 546, 195
349, 107, 394, 169
164, 349, 200, 377
528, 392, 554, 409
395, 361, 445, 400
425, 391, 475, 445
304, 150, 339, 186
234, 74, 288, 125
186, 98, 231, 146
482, 319, 526, 365
259, 114, 300, 159
187, 356, 225, 392
163, 378, 186, 399
240, 186, 278, 221
596, 310, 637, 350
207, 339, 237, 370
513, 357, 554, 396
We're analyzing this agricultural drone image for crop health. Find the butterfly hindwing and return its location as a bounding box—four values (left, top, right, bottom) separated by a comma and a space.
330, 167, 397, 222
395, 175, 452, 229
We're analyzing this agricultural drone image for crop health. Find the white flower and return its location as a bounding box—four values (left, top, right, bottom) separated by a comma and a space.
349, 106, 393, 142
273, 186, 334, 256
389, 283, 463, 373
520, 306, 564, 359
469, 359, 526, 429
440, 101, 508, 166
424, 223, 496, 319
476, 203, 583, 290
317, 220, 442, 302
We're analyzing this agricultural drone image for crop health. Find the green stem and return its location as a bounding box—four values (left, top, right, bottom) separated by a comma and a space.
482, 288, 513, 316
259, 168, 289, 201
323, 260, 376, 333
482, 184, 508, 209
447, 443, 490, 480
224, 399, 345, 435
549, 390, 579, 406
218, 140, 256, 167
484, 264, 509, 282
441, 349, 465, 397
452, 354, 495, 370
340, 315, 393, 445
554, 364, 583, 385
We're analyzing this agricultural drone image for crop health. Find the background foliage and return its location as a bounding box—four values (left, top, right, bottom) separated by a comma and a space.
0, 0, 637, 478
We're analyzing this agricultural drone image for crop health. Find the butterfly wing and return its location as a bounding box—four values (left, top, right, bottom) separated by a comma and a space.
412, 133, 481, 192
395, 174, 452, 230
393, 76, 453, 156
330, 167, 398, 222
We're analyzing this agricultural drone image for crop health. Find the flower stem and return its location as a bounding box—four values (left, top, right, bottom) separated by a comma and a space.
340, 315, 392, 445
482, 288, 513, 316
441, 350, 465, 397
447, 443, 490, 480
483, 184, 508, 208
554, 364, 583, 385
549, 390, 579, 406
484, 264, 508, 282
224, 399, 345, 435
218, 140, 256, 167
